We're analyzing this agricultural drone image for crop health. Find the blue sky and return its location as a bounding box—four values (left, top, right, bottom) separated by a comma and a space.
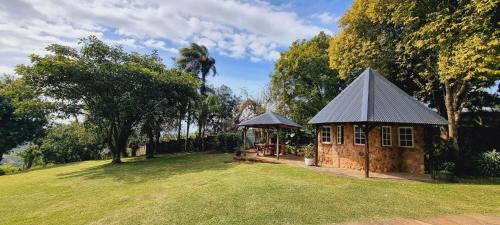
0, 0, 353, 97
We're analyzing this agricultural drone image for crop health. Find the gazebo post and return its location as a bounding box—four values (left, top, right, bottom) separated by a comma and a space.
242, 127, 247, 152
295, 129, 299, 155
276, 127, 280, 160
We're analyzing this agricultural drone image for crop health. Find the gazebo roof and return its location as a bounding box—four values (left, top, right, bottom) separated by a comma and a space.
238, 112, 301, 128
309, 68, 448, 125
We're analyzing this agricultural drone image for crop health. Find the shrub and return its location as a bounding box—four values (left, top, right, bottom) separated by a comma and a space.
206, 137, 220, 150
301, 144, 314, 159
476, 150, 500, 177
216, 132, 242, 152
285, 145, 296, 154
0, 164, 21, 176
440, 161, 455, 174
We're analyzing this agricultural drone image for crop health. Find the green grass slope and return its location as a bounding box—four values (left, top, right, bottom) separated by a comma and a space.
0, 153, 499, 225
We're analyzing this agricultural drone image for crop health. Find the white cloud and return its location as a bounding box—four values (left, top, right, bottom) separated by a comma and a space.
311, 12, 341, 24
143, 39, 178, 53
0, 66, 15, 76
107, 38, 142, 49
0, 0, 330, 73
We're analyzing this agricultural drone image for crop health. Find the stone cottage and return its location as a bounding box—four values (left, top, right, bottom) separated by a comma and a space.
309, 68, 448, 176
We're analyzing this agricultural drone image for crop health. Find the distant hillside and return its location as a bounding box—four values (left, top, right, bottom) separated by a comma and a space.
0, 144, 28, 167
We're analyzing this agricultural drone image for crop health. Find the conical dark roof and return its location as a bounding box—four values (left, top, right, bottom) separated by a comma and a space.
238, 112, 301, 128
309, 68, 448, 125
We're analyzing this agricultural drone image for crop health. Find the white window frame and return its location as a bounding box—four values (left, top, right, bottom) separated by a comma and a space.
398, 127, 414, 148
336, 125, 344, 144
321, 126, 332, 144
381, 126, 392, 146
354, 125, 366, 145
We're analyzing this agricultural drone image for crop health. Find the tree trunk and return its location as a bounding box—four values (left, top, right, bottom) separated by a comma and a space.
185, 104, 191, 152
111, 145, 121, 164
113, 135, 128, 164
0, 153, 3, 163
177, 110, 183, 140
198, 120, 203, 151
444, 80, 467, 144
154, 130, 160, 155
145, 125, 155, 159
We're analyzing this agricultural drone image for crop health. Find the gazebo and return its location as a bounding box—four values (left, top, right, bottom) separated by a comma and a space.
309, 68, 448, 177
238, 112, 301, 159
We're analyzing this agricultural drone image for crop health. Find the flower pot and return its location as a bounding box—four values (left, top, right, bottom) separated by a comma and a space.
304, 157, 315, 166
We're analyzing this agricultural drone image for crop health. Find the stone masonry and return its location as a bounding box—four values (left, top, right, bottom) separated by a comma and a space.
317, 124, 425, 174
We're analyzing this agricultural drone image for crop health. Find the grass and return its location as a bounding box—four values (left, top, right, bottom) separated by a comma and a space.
0, 153, 499, 225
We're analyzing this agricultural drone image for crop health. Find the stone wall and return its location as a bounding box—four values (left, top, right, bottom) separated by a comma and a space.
317, 124, 425, 174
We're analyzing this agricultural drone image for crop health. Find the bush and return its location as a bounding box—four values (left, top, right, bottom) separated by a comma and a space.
440, 161, 455, 174
476, 150, 500, 177
18, 122, 105, 168
0, 164, 21, 176
301, 144, 314, 159
216, 132, 242, 152
206, 136, 220, 150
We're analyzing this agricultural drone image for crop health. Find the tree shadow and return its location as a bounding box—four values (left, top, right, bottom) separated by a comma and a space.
56, 153, 236, 184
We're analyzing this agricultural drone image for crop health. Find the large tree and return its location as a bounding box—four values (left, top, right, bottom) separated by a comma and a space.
271, 31, 345, 125
329, 0, 499, 143
0, 77, 49, 162
17, 36, 198, 163
176, 43, 217, 150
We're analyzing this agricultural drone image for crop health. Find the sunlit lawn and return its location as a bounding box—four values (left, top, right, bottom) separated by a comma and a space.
1, 153, 499, 225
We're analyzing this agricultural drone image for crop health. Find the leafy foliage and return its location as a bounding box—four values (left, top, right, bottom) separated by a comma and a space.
271, 32, 345, 125
328, 0, 499, 141
17, 36, 199, 163
18, 122, 105, 168
0, 77, 50, 161
476, 150, 500, 177
301, 144, 314, 159
0, 164, 21, 176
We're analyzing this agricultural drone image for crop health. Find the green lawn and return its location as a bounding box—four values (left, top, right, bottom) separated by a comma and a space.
1, 153, 499, 225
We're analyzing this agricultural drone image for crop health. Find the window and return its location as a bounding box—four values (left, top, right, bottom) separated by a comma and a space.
354, 125, 366, 145
381, 126, 392, 146
336, 125, 344, 144
321, 126, 331, 143
399, 127, 414, 147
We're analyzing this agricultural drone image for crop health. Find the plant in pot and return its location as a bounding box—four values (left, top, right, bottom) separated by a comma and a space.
302, 144, 315, 166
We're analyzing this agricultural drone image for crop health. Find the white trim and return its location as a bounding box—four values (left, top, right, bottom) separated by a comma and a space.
321, 126, 332, 144
353, 125, 366, 145
336, 125, 344, 144
381, 126, 392, 146
398, 127, 414, 148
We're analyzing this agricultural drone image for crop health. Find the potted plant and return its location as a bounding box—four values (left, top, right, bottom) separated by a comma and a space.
302, 144, 315, 166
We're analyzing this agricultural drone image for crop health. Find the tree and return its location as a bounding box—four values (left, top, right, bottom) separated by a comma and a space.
177, 43, 217, 95
328, 0, 499, 143
177, 43, 217, 150
271, 31, 345, 125
208, 85, 240, 132
17, 36, 198, 163
0, 77, 49, 162
19, 122, 105, 168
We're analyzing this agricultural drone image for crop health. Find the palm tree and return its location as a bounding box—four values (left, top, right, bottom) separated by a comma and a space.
177, 43, 216, 96
177, 43, 217, 151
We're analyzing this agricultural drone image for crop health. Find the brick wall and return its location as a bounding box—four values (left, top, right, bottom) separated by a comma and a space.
317, 124, 425, 174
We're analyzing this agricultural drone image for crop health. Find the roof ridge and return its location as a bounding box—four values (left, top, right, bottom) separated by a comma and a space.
308, 67, 448, 125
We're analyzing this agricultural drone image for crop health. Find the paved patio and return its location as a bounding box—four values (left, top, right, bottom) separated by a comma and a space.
240, 150, 432, 182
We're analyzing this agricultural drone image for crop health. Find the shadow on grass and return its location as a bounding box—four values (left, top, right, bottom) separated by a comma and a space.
56, 153, 235, 184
